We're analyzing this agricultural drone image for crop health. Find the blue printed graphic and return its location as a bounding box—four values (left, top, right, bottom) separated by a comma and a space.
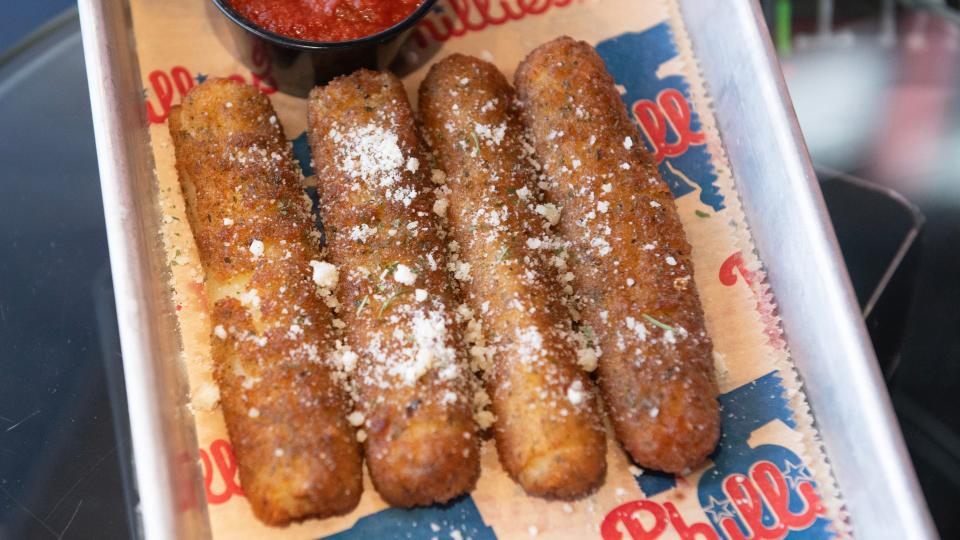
699, 372, 831, 538
636, 468, 677, 497
632, 371, 833, 538
597, 25, 725, 212
322, 495, 496, 540
293, 131, 314, 177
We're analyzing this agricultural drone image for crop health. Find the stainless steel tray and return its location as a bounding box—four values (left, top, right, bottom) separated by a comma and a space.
78, 0, 936, 537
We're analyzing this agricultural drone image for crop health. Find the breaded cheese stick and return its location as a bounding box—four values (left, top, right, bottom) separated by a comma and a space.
419, 54, 606, 498
307, 70, 480, 507
169, 79, 362, 524
515, 38, 720, 473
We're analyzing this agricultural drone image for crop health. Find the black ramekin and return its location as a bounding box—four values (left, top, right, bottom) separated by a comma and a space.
210, 0, 437, 97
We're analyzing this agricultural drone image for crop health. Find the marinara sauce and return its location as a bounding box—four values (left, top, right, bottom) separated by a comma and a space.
229, 0, 426, 42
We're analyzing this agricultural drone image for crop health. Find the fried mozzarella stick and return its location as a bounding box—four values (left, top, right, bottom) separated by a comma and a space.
169, 79, 362, 524
307, 70, 480, 506
419, 54, 606, 498
515, 38, 720, 473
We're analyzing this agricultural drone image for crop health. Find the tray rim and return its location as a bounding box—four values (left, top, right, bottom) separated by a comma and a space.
78, 0, 936, 537
79, 1, 210, 538
678, 0, 935, 537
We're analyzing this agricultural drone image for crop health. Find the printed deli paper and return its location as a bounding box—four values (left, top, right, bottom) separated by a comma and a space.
132, 0, 850, 537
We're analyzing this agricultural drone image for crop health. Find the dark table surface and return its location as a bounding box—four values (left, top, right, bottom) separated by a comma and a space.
1, 4, 958, 540
0, 9, 134, 540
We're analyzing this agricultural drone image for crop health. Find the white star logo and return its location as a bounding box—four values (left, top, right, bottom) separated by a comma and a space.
702, 494, 737, 522
782, 459, 815, 490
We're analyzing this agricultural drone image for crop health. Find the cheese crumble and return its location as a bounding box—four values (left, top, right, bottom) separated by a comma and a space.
310, 260, 339, 289
535, 203, 560, 226
566, 380, 585, 405
433, 196, 449, 217
249, 239, 264, 259
393, 264, 417, 286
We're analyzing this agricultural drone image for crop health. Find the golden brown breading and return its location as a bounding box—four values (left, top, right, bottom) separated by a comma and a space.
307, 70, 480, 507
419, 54, 606, 498
169, 79, 363, 524
515, 38, 720, 473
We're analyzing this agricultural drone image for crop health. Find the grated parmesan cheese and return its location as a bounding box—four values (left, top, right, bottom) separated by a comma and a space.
249, 239, 264, 259
393, 264, 417, 286
309, 260, 339, 289
453, 261, 471, 281
433, 197, 449, 217
576, 346, 599, 372
350, 223, 377, 243
566, 380, 585, 405
328, 123, 406, 188
535, 203, 560, 226
406, 156, 419, 173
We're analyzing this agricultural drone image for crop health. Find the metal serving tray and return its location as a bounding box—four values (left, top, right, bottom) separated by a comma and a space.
78, 0, 936, 538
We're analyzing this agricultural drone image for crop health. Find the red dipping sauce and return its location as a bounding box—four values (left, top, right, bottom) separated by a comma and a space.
228, 0, 426, 42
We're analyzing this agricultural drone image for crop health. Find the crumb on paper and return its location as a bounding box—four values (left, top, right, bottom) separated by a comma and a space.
191, 381, 221, 411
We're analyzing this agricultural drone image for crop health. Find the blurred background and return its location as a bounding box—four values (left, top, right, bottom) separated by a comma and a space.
1, 0, 958, 538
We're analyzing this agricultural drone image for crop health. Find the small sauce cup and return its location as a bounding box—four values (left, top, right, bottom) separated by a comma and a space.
210, 0, 437, 96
